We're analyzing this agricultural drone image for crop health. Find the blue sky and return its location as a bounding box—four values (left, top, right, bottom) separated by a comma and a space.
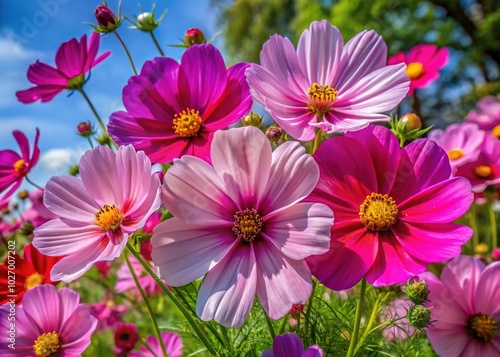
0, 0, 222, 188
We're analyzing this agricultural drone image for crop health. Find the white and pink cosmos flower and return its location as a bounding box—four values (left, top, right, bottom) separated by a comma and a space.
152, 126, 334, 328
33, 145, 161, 282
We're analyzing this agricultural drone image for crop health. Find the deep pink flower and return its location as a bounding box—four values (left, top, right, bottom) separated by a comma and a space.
89, 301, 127, 331
152, 126, 334, 327
428, 123, 485, 172
388, 43, 449, 95
108, 44, 252, 163
0, 284, 97, 356
246, 20, 409, 141
130, 332, 183, 357
115, 255, 164, 299
32, 145, 161, 282
306, 125, 473, 290
455, 134, 500, 192
379, 298, 416, 341
114, 322, 139, 355
0, 129, 40, 200
16, 33, 110, 103
420, 256, 500, 357
262, 333, 323, 357
466, 95, 500, 137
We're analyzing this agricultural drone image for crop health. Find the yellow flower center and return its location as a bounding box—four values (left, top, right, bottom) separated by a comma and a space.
232, 208, 263, 242
359, 193, 398, 231
467, 313, 497, 342
24, 272, 44, 290
475, 165, 492, 178
33, 331, 60, 357
406, 62, 424, 80
307, 83, 337, 115
492, 125, 500, 139
94, 204, 122, 231
172, 108, 202, 137
447, 148, 465, 161
13, 159, 27, 174
66, 74, 85, 89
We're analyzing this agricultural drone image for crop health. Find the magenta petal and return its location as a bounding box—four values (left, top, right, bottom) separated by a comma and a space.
387, 52, 405, 65
16, 85, 65, 103
270, 333, 305, 357
59, 305, 97, 354
196, 244, 257, 328
55, 36, 84, 78
27, 61, 68, 86
22, 284, 63, 332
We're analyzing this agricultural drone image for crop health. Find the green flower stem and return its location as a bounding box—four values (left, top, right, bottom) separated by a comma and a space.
124, 253, 168, 357
113, 31, 138, 75
488, 199, 498, 250
25, 176, 44, 190
346, 278, 367, 357
278, 315, 289, 335
150, 31, 165, 56
355, 292, 390, 354
262, 307, 276, 340
311, 128, 323, 154
87, 137, 94, 149
304, 279, 316, 334
126, 242, 217, 355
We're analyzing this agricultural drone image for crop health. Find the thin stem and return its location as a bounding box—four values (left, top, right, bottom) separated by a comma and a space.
470, 203, 479, 249
262, 307, 276, 340
304, 279, 316, 334
346, 279, 367, 357
150, 31, 165, 56
25, 176, 44, 190
355, 292, 390, 354
311, 128, 323, 154
113, 31, 137, 74
278, 315, 288, 335
124, 253, 168, 357
488, 199, 498, 250
126, 242, 217, 355
87, 137, 94, 149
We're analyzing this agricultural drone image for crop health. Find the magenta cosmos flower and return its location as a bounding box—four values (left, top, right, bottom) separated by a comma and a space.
0, 284, 97, 356
263, 333, 323, 357
0, 129, 40, 200
16, 33, 110, 103
388, 43, 449, 96
428, 123, 485, 172
420, 256, 500, 357
130, 332, 183, 357
152, 126, 334, 328
306, 125, 473, 290
32, 145, 161, 282
246, 20, 409, 141
108, 44, 252, 164
466, 95, 500, 138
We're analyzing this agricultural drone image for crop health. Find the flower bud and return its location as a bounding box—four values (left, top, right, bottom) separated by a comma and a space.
242, 112, 263, 128
96, 134, 111, 146
289, 304, 304, 316
406, 279, 429, 305
492, 248, 500, 261
184, 28, 206, 46
17, 190, 29, 200
19, 221, 35, 236
92, 4, 122, 33
77, 121, 94, 138
398, 113, 422, 133
266, 125, 285, 143
69, 164, 80, 176
407, 305, 431, 329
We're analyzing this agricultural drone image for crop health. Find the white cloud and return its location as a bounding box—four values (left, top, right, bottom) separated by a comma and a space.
40, 148, 84, 171
0, 33, 43, 61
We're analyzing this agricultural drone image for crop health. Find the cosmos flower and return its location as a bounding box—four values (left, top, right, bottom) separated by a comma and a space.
21, 189, 58, 228
33, 145, 161, 282
262, 333, 323, 357
388, 43, 449, 95
0, 284, 97, 356
306, 125, 473, 290
16, 33, 110, 103
89, 300, 127, 331
108, 44, 252, 163
379, 298, 416, 341
0, 244, 62, 304
466, 95, 500, 138
115, 255, 164, 299
0, 129, 40, 200
420, 256, 500, 357
428, 123, 485, 172
246, 20, 409, 141
130, 332, 183, 357
152, 126, 334, 327
114, 322, 139, 356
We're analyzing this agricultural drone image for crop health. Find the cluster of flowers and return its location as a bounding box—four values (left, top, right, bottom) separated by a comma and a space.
0, 3, 499, 356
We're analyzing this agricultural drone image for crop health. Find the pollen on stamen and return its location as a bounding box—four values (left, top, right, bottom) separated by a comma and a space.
13, 159, 27, 174
307, 82, 337, 115
232, 208, 263, 242
359, 193, 398, 231
172, 108, 203, 137
94, 204, 123, 232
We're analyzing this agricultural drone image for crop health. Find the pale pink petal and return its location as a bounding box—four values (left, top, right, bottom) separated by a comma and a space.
211, 126, 272, 208
56, 288, 81, 322
197, 244, 257, 328
263, 202, 332, 260
162, 332, 183, 357
264, 97, 316, 141
152, 218, 236, 286
474, 262, 500, 316
426, 328, 469, 357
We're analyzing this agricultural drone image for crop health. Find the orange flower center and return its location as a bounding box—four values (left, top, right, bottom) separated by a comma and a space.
13, 159, 27, 174
406, 62, 424, 80
307, 83, 337, 115
467, 313, 497, 342
24, 272, 44, 290
475, 165, 492, 178
172, 108, 202, 137
94, 204, 122, 231
232, 208, 262, 242
492, 125, 500, 139
359, 193, 398, 231
33, 331, 60, 357
447, 149, 465, 161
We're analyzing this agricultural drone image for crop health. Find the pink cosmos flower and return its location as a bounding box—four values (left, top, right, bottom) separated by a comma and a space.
89, 300, 127, 331
130, 332, 183, 357
108, 44, 252, 164
0, 129, 40, 200
306, 125, 473, 290
22, 189, 58, 228
152, 126, 334, 327
115, 255, 164, 299
262, 333, 323, 357
428, 123, 485, 172
16, 33, 110, 103
420, 256, 500, 357
466, 95, 500, 138
32, 145, 161, 282
388, 43, 449, 95
380, 298, 416, 341
455, 134, 500, 192
246, 20, 410, 141
0, 284, 97, 356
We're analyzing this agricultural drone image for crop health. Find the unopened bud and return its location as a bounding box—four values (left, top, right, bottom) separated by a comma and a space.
19, 221, 35, 236
406, 279, 429, 305
17, 190, 29, 200
492, 248, 500, 261
407, 305, 431, 329
398, 113, 422, 133
242, 112, 263, 128
289, 304, 304, 316
96, 134, 111, 146
77, 121, 94, 137
184, 28, 206, 46
136, 12, 158, 32
69, 165, 80, 176
92, 4, 122, 33
266, 125, 285, 143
